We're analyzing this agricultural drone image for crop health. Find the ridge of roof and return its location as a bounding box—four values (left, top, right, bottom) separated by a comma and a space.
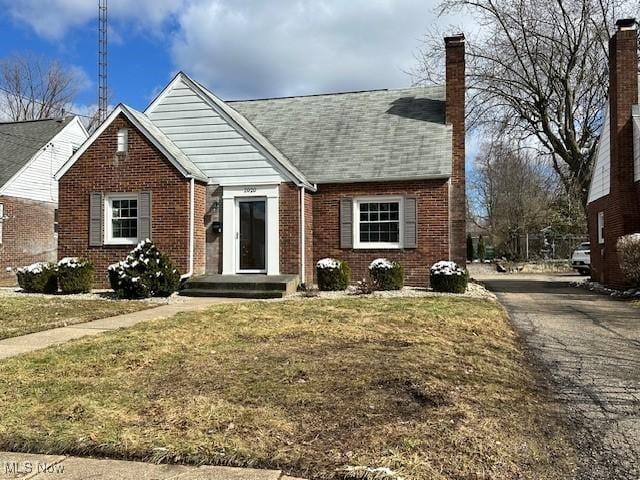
0, 117, 70, 126
227, 85, 444, 104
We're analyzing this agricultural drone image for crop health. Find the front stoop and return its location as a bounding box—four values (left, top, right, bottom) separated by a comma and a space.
181, 274, 300, 299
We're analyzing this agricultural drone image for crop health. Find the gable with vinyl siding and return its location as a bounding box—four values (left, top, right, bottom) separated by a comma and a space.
145, 78, 285, 186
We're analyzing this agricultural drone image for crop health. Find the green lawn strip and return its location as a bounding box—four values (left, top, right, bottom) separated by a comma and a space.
0, 298, 576, 479
0, 296, 155, 339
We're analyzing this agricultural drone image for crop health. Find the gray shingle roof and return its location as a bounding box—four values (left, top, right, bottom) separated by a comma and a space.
0, 117, 73, 187
229, 86, 452, 184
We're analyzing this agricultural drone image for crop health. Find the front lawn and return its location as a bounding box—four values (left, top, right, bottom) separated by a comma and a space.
0, 296, 154, 339
0, 298, 575, 479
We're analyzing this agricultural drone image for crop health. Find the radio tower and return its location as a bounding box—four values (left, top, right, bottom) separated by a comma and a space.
98, 0, 108, 123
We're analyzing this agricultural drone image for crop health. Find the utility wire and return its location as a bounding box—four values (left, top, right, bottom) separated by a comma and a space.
0, 85, 95, 119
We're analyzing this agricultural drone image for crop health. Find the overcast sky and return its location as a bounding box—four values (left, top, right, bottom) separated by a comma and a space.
0, 0, 475, 107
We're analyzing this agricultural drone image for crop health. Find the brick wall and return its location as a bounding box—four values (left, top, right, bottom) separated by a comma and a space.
279, 183, 300, 277
193, 182, 206, 276
58, 113, 206, 287
445, 34, 466, 266
312, 179, 450, 286
593, 22, 640, 287
587, 197, 607, 284
304, 189, 314, 285
205, 185, 223, 274
0, 195, 57, 285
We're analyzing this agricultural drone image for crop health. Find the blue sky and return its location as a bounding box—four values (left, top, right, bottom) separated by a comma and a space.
0, 0, 480, 170
0, 1, 475, 111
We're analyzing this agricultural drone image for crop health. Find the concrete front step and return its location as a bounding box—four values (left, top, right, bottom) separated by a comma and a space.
181, 274, 299, 299
181, 288, 286, 299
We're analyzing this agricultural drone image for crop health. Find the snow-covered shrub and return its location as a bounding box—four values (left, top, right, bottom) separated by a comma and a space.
316, 257, 350, 291
369, 258, 404, 291
57, 257, 94, 294
617, 233, 640, 286
430, 261, 468, 293
108, 239, 180, 299
16, 262, 58, 294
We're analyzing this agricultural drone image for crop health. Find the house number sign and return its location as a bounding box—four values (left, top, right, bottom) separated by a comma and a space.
244, 187, 257, 193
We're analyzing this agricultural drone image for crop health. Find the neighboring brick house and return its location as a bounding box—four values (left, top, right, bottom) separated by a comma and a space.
0, 117, 88, 285
56, 34, 466, 289
587, 19, 640, 287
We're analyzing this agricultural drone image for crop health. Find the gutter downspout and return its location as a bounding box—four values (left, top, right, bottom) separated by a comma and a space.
299, 186, 306, 285
181, 177, 195, 280
448, 178, 452, 260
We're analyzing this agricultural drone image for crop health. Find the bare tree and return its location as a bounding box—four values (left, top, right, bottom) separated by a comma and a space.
471, 139, 559, 257
414, 0, 639, 207
0, 54, 80, 121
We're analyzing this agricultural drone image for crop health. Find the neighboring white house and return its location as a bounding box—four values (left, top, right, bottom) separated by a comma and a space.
0, 116, 88, 282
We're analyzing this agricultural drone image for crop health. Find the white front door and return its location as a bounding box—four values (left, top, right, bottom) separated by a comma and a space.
221, 185, 280, 275
236, 198, 267, 273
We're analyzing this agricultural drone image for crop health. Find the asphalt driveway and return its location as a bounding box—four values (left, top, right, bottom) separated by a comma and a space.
477, 272, 640, 479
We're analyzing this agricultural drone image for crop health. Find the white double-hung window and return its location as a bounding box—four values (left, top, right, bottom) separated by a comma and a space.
105, 194, 138, 245
354, 197, 403, 249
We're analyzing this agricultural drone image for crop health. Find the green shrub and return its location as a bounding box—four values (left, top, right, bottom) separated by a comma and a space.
477, 235, 486, 261
316, 258, 350, 291
467, 234, 475, 261
430, 261, 469, 293
57, 257, 95, 294
617, 234, 640, 286
108, 239, 181, 299
368, 258, 404, 290
16, 262, 58, 294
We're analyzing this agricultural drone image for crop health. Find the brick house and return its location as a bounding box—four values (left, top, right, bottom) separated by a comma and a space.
56, 34, 466, 291
0, 117, 88, 285
587, 19, 640, 287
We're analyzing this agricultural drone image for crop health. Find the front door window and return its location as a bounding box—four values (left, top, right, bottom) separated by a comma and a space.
239, 200, 266, 271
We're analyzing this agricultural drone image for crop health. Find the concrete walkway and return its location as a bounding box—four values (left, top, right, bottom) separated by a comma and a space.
476, 271, 640, 480
0, 297, 239, 360
0, 452, 305, 479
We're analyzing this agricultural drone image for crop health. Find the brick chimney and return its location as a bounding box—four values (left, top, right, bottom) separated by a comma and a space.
605, 18, 639, 285
445, 33, 466, 265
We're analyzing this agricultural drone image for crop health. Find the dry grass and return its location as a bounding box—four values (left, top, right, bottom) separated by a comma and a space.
0, 296, 154, 339
0, 298, 576, 479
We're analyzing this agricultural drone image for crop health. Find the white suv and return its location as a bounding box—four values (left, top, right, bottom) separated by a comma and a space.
571, 242, 591, 276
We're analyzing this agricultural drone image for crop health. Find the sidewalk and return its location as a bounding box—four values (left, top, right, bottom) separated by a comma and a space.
0, 297, 239, 360
0, 452, 305, 479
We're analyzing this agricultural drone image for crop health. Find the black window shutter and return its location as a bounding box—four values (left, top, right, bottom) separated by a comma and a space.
138, 191, 152, 241
89, 192, 103, 246
340, 198, 353, 249
404, 196, 417, 248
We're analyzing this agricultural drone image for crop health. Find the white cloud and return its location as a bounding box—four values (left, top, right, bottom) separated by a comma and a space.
2, 0, 477, 99
0, 0, 188, 40
170, 0, 474, 99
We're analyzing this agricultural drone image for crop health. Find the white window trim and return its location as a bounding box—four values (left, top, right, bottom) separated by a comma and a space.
598, 211, 605, 244
104, 193, 139, 245
353, 196, 404, 250
117, 129, 128, 153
